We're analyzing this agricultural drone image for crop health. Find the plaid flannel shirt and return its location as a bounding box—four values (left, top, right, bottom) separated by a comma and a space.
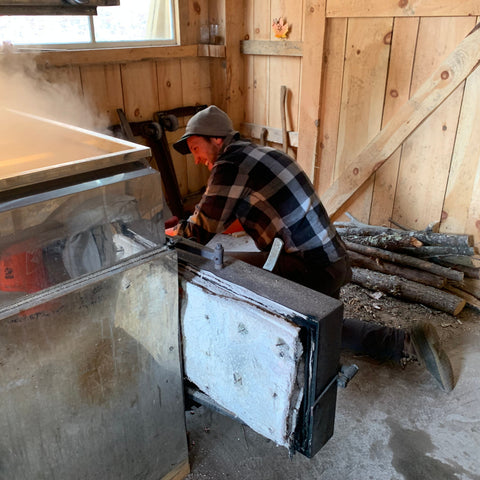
176, 138, 347, 266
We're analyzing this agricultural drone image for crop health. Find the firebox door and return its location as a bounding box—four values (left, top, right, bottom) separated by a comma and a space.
173, 237, 349, 458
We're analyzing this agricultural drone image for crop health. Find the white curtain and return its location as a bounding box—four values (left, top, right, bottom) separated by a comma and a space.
146, 0, 172, 39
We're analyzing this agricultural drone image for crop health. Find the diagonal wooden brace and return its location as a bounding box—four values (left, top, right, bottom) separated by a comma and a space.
321, 23, 480, 219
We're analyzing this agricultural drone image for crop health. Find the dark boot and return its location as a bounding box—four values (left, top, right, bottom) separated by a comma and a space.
403, 322, 455, 392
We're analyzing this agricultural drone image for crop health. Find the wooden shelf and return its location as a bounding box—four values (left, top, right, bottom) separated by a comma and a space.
197, 44, 226, 58
240, 40, 303, 57
30, 45, 200, 67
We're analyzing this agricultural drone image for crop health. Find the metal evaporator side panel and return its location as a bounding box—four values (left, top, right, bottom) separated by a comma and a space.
0, 248, 189, 479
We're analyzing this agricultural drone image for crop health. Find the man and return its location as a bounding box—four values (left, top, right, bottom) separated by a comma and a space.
172, 105, 454, 392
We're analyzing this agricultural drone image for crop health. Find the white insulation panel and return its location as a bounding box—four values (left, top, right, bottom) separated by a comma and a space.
180, 268, 306, 448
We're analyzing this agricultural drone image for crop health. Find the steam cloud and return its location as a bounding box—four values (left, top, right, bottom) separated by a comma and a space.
0, 43, 107, 132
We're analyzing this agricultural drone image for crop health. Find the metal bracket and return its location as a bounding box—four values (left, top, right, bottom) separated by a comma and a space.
310, 364, 359, 413
169, 238, 224, 270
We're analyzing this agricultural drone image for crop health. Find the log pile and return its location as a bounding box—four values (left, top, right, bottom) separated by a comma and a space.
336, 214, 480, 316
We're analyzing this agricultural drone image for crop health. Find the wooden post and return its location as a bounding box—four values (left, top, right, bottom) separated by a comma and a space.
296, 1, 327, 180
223, 0, 245, 128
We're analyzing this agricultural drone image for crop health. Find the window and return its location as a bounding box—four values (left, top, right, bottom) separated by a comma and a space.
0, 0, 175, 49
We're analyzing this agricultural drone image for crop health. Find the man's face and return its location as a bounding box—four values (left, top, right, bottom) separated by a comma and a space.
187, 136, 223, 171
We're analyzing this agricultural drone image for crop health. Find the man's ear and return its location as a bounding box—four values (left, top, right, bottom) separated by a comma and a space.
211, 137, 224, 147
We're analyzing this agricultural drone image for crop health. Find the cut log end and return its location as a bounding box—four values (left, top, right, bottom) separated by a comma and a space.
453, 299, 467, 316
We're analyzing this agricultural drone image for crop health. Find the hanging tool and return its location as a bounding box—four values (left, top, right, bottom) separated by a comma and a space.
260, 127, 268, 146
262, 237, 284, 272
280, 85, 288, 153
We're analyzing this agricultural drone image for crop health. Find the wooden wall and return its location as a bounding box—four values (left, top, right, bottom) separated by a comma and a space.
29, 0, 480, 253
242, 1, 480, 253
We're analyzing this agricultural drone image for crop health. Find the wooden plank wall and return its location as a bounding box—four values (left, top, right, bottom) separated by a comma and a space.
243, 0, 303, 158
243, 0, 480, 251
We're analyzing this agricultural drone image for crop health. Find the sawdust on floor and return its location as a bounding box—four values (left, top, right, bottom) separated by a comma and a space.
340, 282, 480, 345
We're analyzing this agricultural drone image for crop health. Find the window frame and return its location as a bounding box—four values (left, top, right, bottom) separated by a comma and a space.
0, 0, 179, 52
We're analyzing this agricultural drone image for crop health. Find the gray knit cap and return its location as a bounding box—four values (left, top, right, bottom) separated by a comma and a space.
173, 106, 238, 154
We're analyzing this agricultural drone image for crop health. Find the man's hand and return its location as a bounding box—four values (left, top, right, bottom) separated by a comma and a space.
165, 216, 179, 237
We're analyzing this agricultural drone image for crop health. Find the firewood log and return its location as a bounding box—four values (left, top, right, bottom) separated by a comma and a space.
344, 241, 464, 282
351, 267, 466, 316
337, 226, 473, 248
444, 285, 480, 311
429, 257, 480, 279
334, 213, 473, 248
399, 246, 476, 257
348, 250, 446, 289
450, 278, 480, 299
342, 233, 422, 250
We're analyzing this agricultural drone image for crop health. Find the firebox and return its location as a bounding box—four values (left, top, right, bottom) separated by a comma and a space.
0, 109, 353, 479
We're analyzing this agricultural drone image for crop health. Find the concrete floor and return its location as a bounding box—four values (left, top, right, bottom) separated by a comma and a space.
183, 234, 480, 480
184, 323, 480, 480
